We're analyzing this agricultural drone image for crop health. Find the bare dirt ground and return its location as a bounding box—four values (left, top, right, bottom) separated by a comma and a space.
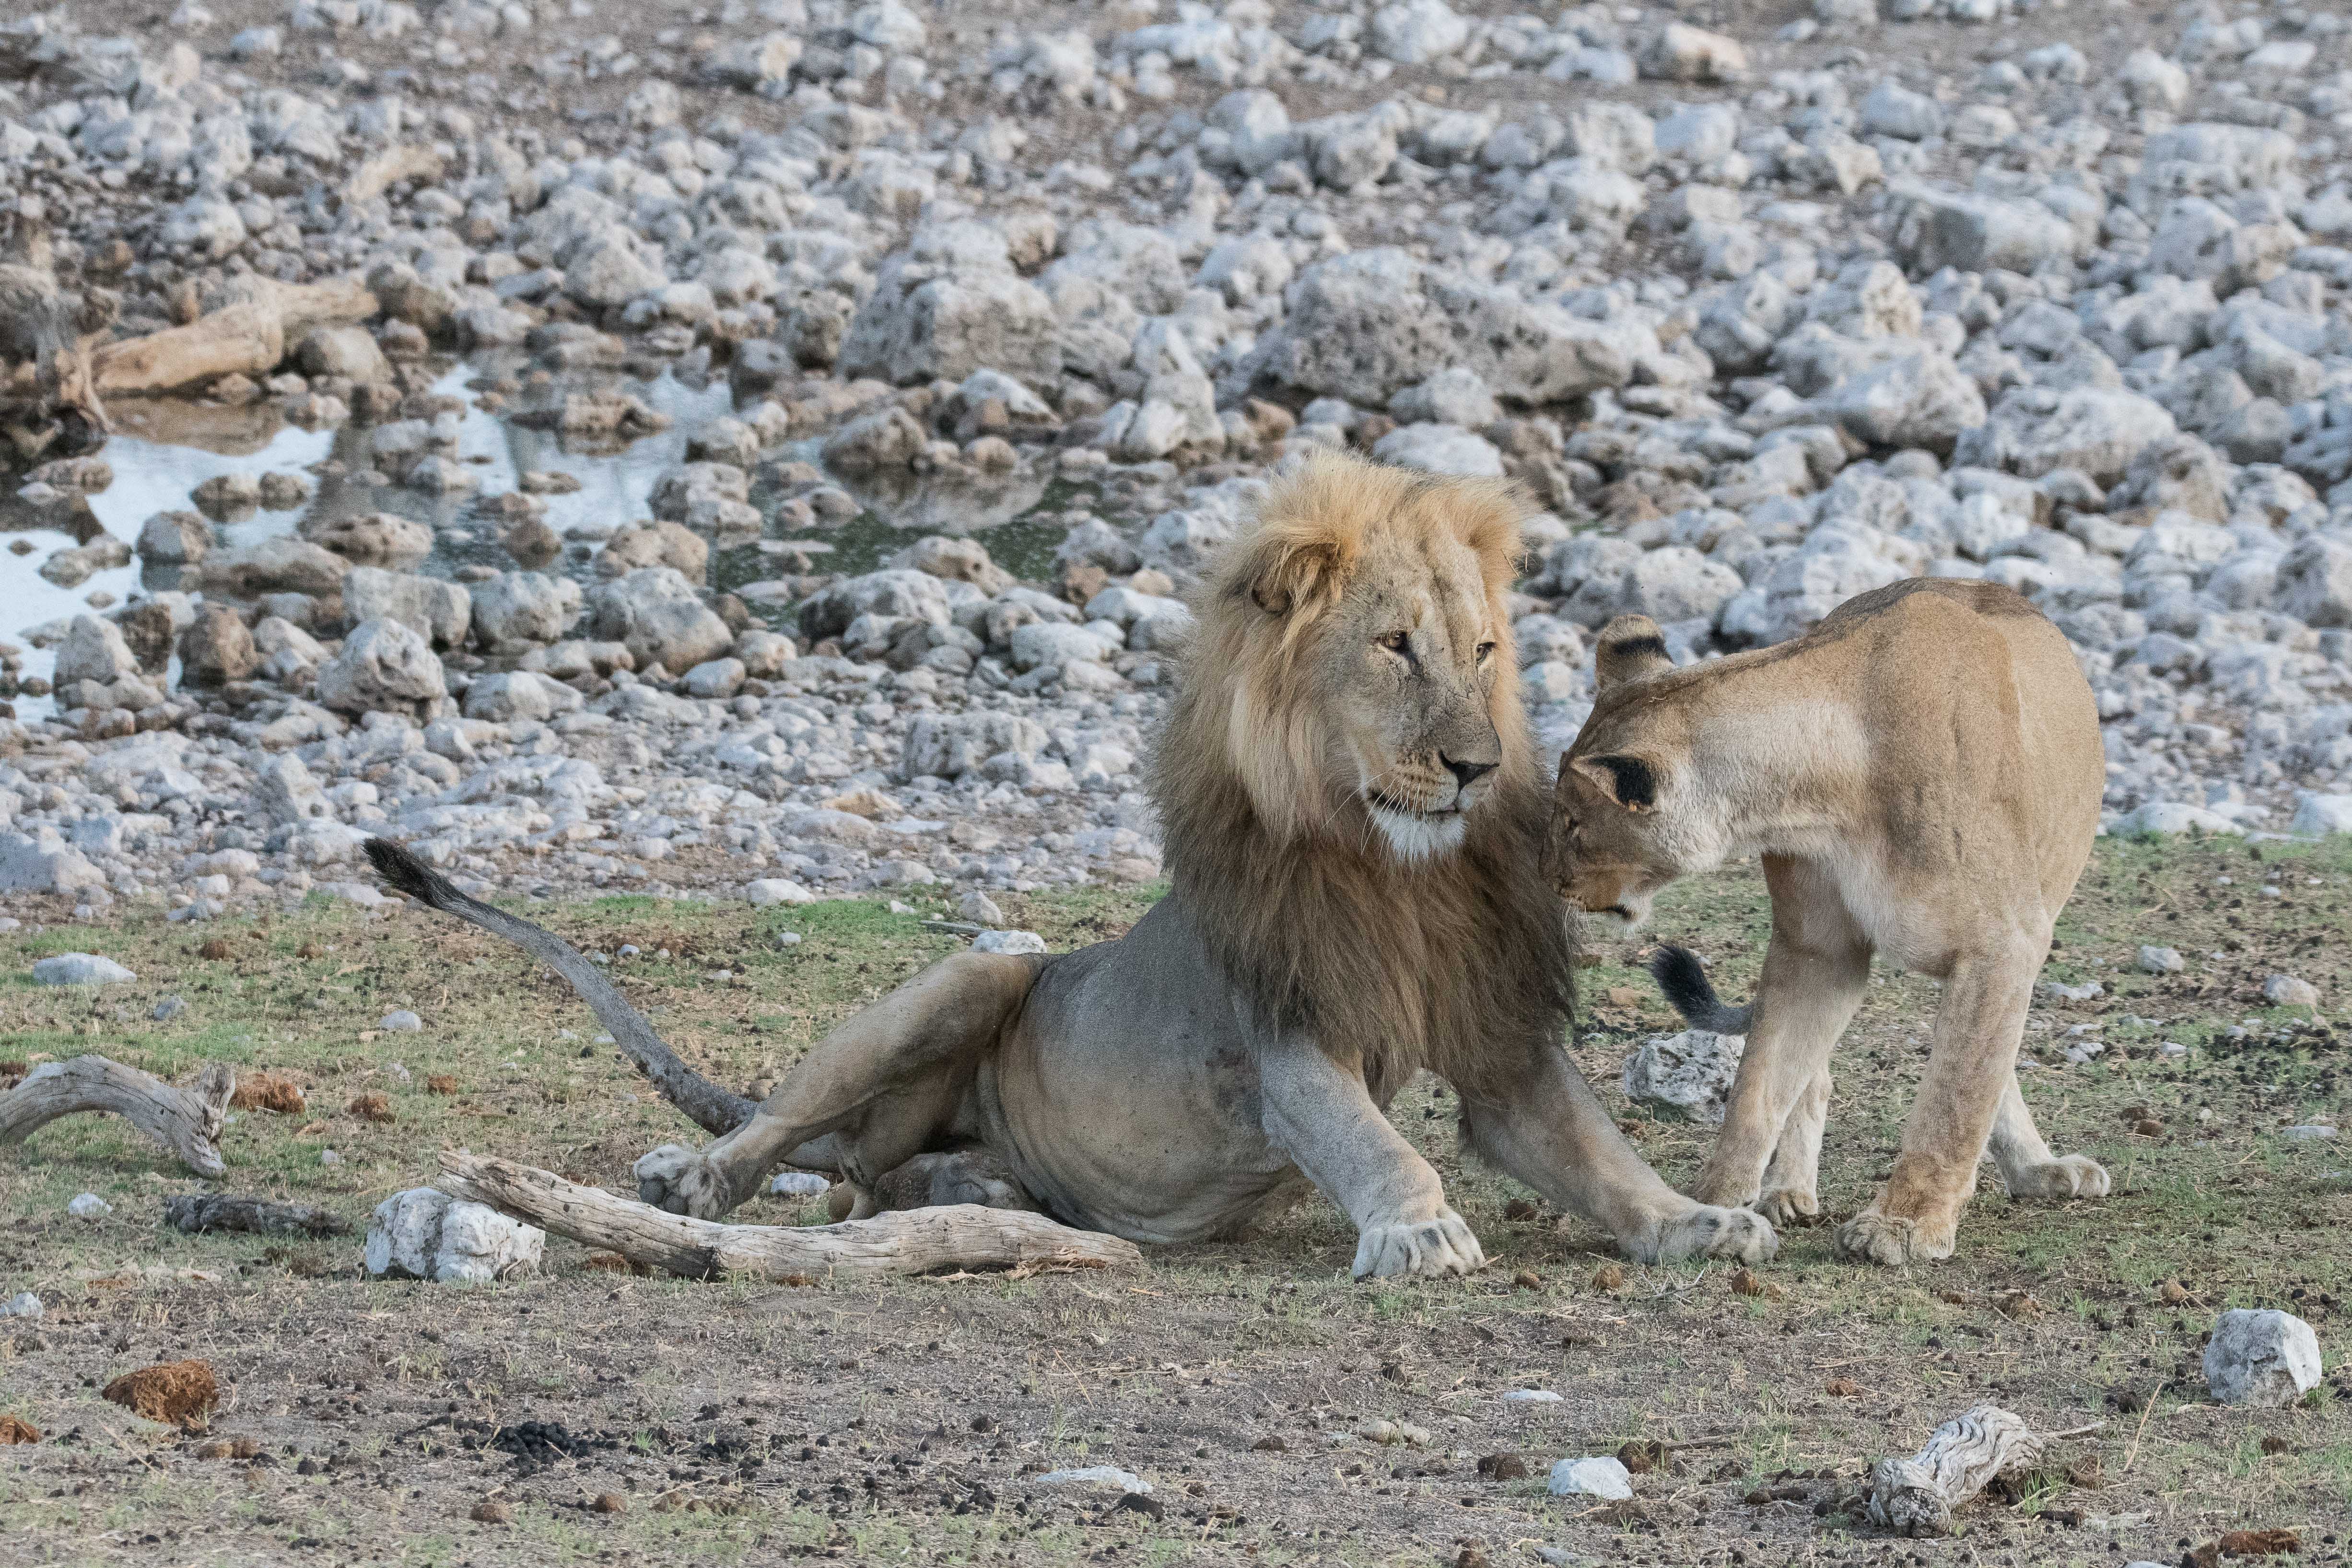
2, 834, 2348, 1567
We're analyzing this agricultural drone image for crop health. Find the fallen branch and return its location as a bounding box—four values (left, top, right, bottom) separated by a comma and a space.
1866, 1406, 2105, 1536
163, 1194, 349, 1237
89, 274, 377, 397
0, 1056, 235, 1177
436, 1151, 1143, 1280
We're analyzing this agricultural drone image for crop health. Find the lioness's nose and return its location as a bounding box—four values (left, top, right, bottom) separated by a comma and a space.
1442, 754, 1497, 789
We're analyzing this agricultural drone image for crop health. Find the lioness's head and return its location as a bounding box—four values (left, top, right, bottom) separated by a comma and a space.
1551, 615, 1702, 934
1170, 451, 1531, 864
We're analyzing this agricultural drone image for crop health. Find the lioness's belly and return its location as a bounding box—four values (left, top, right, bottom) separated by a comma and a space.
975, 903, 1312, 1244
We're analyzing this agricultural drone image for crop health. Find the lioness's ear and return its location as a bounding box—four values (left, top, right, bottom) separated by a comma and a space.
1571, 752, 1662, 812
1594, 616, 1673, 690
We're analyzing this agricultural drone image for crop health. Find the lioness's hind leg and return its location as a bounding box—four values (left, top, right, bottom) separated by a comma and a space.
634, 951, 1041, 1219
1756, 1067, 1830, 1226
1837, 948, 2035, 1265
1987, 1075, 2111, 1199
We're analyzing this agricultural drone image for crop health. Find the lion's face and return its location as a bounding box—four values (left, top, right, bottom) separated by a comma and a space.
1307, 537, 1508, 861
1182, 454, 1531, 866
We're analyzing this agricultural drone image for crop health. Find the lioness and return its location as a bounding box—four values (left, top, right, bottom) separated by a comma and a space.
1550, 579, 2110, 1264
374, 452, 1774, 1277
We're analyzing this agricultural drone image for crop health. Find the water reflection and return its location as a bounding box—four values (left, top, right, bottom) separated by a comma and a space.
3, 358, 1083, 716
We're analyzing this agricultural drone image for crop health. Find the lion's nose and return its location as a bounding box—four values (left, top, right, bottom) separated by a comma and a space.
1442, 754, 1497, 790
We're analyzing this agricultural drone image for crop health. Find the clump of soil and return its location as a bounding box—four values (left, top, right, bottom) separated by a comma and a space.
102, 1359, 219, 1426
231, 1072, 306, 1114
346, 1093, 394, 1123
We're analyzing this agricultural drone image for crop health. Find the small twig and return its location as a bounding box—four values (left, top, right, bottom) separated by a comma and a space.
2120, 1381, 2165, 1475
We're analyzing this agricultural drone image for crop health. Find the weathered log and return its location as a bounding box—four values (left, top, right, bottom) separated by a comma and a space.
163, 1193, 350, 1237
1866, 1406, 2104, 1535
435, 1151, 1143, 1280
0, 1056, 235, 1177
89, 275, 377, 396
346, 145, 446, 206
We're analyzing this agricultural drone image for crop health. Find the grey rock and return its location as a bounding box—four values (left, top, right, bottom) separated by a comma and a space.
470, 571, 582, 651
33, 953, 137, 986
316, 617, 448, 721
2202, 1309, 2323, 1407
586, 568, 735, 676
1253, 249, 1635, 406
365, 1188, 544, 1284
1622, 1030, 1744, 1123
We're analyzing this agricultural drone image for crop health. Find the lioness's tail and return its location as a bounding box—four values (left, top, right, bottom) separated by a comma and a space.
363, 838, 756, 1134
1649, 945, 1753, 1035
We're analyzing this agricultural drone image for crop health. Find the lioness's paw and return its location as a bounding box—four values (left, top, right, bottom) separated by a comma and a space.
1835, 1207, 1955, 1265
634, 1144, 734, 1219
1755, 1187, 1819, 1227
1351, 1211, 1486, 1280
2005, 1155, 2111, 1200
1637, 1203, 1778, 1265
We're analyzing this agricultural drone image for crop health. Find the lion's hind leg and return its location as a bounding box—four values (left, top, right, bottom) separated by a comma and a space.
1986, 1074, 2111, 1200
635, 951, 1042, 1220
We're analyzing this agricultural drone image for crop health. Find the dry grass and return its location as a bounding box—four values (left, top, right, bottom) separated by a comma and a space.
0, 838, 2346, 1565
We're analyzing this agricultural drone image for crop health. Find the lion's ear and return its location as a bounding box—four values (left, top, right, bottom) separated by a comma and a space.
1570, 752, 1662, 813
1593, 616, 1673, 690
1242, 533, 1346, 618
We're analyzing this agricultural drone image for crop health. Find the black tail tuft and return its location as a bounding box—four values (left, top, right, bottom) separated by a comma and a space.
1648, 944, 1753, 1035
364, 837, 456, 908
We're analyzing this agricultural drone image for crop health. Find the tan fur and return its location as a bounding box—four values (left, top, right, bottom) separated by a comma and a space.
1551, 579, 2111, 1264
591, 451, 1776, 1277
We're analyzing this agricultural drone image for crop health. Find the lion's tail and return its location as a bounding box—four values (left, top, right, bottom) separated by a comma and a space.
363, 838, 756, 1134
1648, 945, 1753, 1036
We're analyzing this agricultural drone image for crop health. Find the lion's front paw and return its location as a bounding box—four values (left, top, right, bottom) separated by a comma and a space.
1351, 1211, 1486, 1280
1836, 1206, 1955, 1265
1635, 1203, 1778, 1265
634, 1144, 735, 1219
2004, 1155, 2110, 1200
1755, 1187, 1819, 1227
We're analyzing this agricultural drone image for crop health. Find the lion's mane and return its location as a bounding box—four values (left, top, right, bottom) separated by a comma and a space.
1149, 456, 1579, 1096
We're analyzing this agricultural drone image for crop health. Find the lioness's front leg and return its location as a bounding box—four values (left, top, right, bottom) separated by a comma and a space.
1257, 1034, 1485, 1280
1838, 948, 2036, 1265
1459, 1045, 1777, 1265
1688, 857, 1868, 1213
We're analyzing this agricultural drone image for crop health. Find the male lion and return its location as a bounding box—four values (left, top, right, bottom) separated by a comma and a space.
372, 452, 1774, 1277
1550, 579, 2110, 1266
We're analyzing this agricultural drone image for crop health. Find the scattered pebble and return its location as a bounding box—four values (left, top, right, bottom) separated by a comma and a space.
1548, 1456, 1634, 1500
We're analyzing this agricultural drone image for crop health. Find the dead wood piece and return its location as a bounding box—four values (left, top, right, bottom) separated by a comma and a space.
90, 301, 282, 398
0, 1056, 235, 1177
346, 145, 446, 205
435, 1151, 1143, 1281
1866, 1406, 2105, 1536
163, 1194, 350, 1238
89, 275, 376, 396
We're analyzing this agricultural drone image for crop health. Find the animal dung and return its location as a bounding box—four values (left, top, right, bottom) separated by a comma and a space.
101, 1359, 219, 1426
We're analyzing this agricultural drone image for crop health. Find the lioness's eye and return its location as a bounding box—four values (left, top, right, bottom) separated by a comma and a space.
1379, 631, 1411, 654
1475, 641, 1497, 661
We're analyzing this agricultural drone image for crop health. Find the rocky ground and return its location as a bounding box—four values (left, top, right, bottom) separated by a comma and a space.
4, 0, 2352, 920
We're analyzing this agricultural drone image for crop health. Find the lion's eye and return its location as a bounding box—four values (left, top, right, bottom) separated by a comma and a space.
1475, 641, 1497, 662
1378, 631, 1411, 654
